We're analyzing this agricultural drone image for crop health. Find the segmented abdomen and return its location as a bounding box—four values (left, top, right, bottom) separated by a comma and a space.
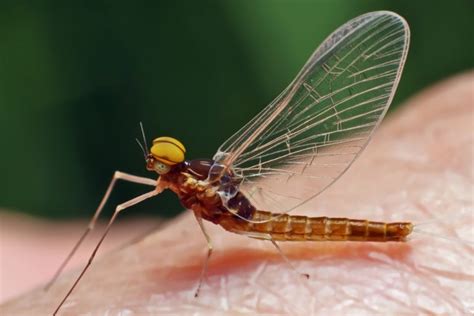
219, 210, 413, 242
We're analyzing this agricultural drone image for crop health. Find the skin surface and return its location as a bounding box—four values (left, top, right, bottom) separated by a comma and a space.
0, 213, 162, 304
1, 72, 473, 315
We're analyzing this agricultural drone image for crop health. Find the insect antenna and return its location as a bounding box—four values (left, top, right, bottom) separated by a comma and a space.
135, 138, 147, 159
139, 121, 149, 156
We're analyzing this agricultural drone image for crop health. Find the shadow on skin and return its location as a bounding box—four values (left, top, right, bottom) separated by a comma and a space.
152, 242, 414, 289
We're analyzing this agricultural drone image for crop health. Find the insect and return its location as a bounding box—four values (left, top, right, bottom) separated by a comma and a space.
49, 11, 411, 315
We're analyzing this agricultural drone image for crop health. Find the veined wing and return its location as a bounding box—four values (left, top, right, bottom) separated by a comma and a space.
211, 11, 410, 218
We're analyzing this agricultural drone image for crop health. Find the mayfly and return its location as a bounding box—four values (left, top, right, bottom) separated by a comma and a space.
49, 11, 411, 315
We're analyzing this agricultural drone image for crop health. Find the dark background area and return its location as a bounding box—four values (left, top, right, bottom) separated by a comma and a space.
1, 1, 472, 219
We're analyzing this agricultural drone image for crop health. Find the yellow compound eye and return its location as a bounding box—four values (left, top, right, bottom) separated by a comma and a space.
150, 136, 186, 165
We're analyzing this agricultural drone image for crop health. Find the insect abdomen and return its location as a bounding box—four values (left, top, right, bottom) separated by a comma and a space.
221, 210, 413, 242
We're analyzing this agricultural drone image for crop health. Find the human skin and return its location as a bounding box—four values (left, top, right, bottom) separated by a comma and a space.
1, 72, 473, 315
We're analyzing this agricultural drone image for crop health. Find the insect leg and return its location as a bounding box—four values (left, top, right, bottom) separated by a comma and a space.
239, 230, 309, 279
193, 212, 213, 298
53, 189, 158, 316
270, 239, 309, 279
45, 171, 157, 290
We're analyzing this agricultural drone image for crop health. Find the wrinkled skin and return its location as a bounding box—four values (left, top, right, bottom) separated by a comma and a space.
2, 72, 473, 315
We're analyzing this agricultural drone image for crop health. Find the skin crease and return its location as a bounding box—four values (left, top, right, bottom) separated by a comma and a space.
1, 72, 473, 315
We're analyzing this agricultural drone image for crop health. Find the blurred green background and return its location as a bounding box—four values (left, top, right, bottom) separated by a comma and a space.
1, 1, 472, 219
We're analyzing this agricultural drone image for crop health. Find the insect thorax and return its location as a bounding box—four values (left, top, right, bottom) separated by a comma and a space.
163, 159, 256, 223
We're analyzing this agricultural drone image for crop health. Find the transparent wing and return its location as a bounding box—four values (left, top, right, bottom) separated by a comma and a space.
211, 11, 410, 218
